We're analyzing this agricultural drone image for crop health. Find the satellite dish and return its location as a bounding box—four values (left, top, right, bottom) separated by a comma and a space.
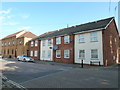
53, 45, 58, 50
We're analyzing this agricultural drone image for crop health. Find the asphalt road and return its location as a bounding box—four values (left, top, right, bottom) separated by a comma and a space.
0, 58, 119, 88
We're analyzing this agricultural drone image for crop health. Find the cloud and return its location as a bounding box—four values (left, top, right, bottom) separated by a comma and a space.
2, 22, 19, 26
17, 26, 32, 30
0, 15, 15, 21
0, 16, 6, 21
20, 14, 30, 19
0, 8, 12, 14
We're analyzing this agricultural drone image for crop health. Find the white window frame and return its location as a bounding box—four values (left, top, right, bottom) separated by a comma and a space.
30, 51, 33, 56
42, 40, 46, 46
64, 50, 70, 58
91, 49, 98, 59
78, 50, 85, 59
90, 32, 98, 42
56, 37, 61, 44
2, 43, 3, 46
48, 39, 52, 46
35, 40, 38, 47
56, 50, 61, 58
34, 50, 38, 57
64, 35, 70, 44
19, 40, 22, 44
12, 41, 15, 45
78, 34, 85, 43
4, 42, 6, 46
48, 50, 51, 58
31, 41, 34, 47
8, 42, 10, 45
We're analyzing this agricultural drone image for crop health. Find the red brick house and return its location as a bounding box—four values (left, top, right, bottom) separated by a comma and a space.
29, 17, 119, 66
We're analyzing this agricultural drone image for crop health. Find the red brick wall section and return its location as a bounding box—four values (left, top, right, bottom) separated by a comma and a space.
29, 40, 40, 60
102, 19, 120, 66
53, 35, 74, 64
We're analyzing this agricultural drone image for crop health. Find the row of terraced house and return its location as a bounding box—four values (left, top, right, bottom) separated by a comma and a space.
1, 17, 120, 66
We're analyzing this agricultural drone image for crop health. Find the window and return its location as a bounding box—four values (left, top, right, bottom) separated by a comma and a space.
64, 50, 70, 58
19, 40, 22, 44
2, 43, 3, 46
48, 50, 51, 58
56, 37, 61, 44
8, 42, 10, 45
30, 51, 33, 56
35, 40, 38, 47
34, 51, 38, 57
48, 39, 52, 46
91, 49, 98, 59
56, 50, 61, 58
7, 49, 9, 54
42, 50, 45, 58
4, 42, 6, 46
64, 35, 70, 44
42, 40, 46, 46
12, 49, 14, 54
79, 50, 85, 59
31, 41, 34, 47
12, 41, 15, 45
78, 34, 85, 43
91, 32, 98, 42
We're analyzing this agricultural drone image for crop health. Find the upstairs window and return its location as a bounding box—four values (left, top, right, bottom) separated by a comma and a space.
56, 37, 61, 44
4, 42, 6, 46
8, 42, 10, 45
42, 40, 46, 46
19, 40, 22, 44
12, 41, 15, 45
90, 32, 98, 42
31, 41, 34, 47
48, 39, 52, 46
35, 40, 38, 47
78, 34, 85, 43
64, 35, 70, 44
2, 43, 3, 46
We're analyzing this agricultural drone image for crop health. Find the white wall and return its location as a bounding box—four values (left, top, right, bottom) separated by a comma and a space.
40, 39, 53, 61
74, 31, 103, 65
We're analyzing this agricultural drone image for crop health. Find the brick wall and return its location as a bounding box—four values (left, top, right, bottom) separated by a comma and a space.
102, 19, 120, 66
53, 35, 74, 64
29, 40, 40, 60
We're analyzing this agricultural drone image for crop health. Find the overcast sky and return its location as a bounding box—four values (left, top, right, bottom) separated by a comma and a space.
0, 2, 119, 39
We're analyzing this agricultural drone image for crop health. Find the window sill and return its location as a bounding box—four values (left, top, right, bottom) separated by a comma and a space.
64, 57, 70, 59
56, 57, 61, 58
78, 58, 85, 59
78, 42, 85, 43
91, 58, 99, 60
90, 41, 98, 42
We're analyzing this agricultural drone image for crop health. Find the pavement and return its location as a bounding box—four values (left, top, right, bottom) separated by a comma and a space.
0, 58, 119, 89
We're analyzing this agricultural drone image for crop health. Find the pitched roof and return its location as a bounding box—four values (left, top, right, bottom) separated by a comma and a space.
18, 31, 37, 38
31, 17, 114, 41
2, 30, 24, 39
2, 30, 37, 40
